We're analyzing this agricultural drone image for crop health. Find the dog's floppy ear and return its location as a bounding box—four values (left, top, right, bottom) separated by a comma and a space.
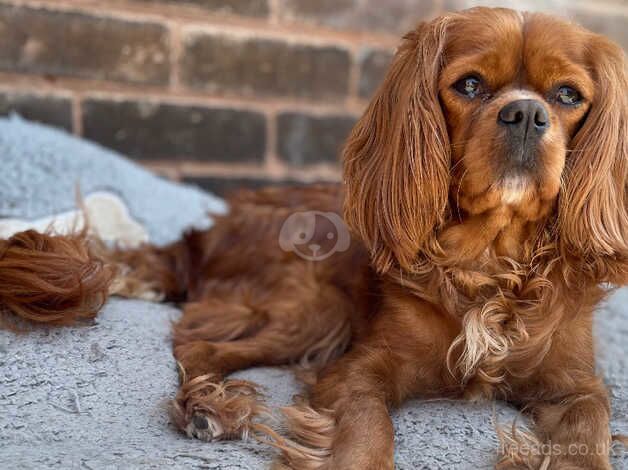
343, 18, 451, 274
558, 35, 627, 284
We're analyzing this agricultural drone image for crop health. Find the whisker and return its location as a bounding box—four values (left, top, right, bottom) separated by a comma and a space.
456, 167, 470, 222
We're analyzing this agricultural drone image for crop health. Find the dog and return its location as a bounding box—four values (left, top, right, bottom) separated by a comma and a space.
1, 7, 626, 469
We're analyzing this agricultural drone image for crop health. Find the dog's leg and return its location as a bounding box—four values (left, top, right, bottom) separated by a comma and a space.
498, 379, 611, 470
171, 280, 354, 443
503, 379, 612, 470
500, 325, 612, 470
103, 239, 190, 302
274, 296, 460, 470
533, 383, 611, 470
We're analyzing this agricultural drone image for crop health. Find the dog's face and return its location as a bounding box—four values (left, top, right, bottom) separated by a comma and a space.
439, 12, 594, 218
343, 8, 627, 277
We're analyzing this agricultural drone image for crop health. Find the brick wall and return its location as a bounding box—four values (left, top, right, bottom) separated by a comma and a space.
0, 0, 626, 195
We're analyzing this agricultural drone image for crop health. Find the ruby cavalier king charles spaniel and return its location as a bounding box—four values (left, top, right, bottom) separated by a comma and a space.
1, 6, 626, 470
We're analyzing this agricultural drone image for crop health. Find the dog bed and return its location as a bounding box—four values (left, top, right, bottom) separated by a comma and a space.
0, 116, 626, 469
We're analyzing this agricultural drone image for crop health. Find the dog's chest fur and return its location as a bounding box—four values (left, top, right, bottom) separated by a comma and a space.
404, 252, 580, 399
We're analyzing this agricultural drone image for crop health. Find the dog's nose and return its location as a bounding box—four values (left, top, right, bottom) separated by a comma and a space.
498, 99, 549, 166
498, 99, 549, 133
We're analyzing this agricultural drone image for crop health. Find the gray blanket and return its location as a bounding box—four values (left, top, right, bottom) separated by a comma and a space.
0, 116, 626, 469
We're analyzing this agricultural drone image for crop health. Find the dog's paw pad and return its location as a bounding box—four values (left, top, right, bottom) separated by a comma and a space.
192, 414, 209, 430
185, 413, 224, 441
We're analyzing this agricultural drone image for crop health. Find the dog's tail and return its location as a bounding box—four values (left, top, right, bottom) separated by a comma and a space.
0, 229, 193, 327
0, 230, 114, 326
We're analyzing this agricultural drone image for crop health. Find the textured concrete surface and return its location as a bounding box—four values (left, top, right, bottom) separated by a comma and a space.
0, 117, 626, 469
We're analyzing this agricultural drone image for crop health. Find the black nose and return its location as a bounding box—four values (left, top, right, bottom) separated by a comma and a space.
498, 99, 549, 167
498, 99, 549, 132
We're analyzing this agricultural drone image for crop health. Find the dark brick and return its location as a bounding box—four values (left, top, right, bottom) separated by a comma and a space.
82, 99, 266, 162
135, 0, 269, 17
358, 49, 393, 99
184, 176, 308, 196
0, 5, 169, 85
277, 113, 356, 166
0, 92, 72, 131
181, 32, 351, 101
277, 0, 435, 34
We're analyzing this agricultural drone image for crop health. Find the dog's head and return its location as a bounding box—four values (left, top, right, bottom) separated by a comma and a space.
343, 7, 626, 280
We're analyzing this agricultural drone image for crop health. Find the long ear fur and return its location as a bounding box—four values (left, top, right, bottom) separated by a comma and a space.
558, 35, 627, 284
343, 18, 451, 274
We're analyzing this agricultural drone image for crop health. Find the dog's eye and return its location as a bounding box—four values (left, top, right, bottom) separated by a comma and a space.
555, 86, 582, 106
453, 76, 483, 99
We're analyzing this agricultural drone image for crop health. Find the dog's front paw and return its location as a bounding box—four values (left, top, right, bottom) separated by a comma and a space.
185, 412, 225, 442
170, 373, 269, 442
